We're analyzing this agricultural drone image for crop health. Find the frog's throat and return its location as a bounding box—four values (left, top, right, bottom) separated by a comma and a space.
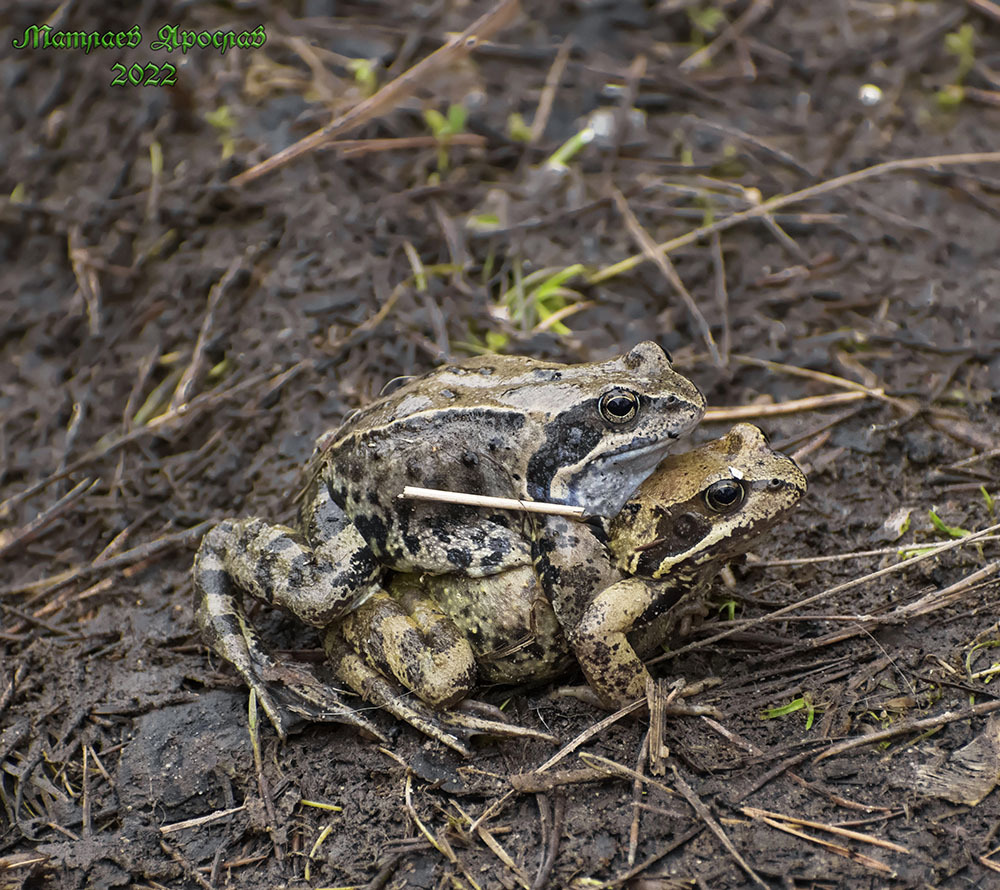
551, 437, 677, 518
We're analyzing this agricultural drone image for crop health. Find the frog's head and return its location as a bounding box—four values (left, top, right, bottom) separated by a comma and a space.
524, 341, 705, 517
609, 423, 806, 578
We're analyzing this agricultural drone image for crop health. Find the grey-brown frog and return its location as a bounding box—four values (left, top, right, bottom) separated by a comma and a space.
194, 342, 705, 738
322, 424, 806, 753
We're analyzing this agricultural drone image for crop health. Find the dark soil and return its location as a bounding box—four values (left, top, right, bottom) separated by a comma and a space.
3, 2, 1000, 888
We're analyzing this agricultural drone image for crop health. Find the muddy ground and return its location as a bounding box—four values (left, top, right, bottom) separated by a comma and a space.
3, 1, 1000, 887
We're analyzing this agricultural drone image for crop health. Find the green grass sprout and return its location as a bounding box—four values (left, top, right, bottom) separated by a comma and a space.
966, 639, 1000, 683
204, 105, 236, 159
928, 509, 971, 539
544, 126, 595, 170
149, 140, 163, 178
506, 112, 533, 143
761, 695, 816, 730
423, 103, 468, 172
500, 263, 585, 334
718, 599, 737, 622
937, 23, 976, 108
347, 57, 377, 96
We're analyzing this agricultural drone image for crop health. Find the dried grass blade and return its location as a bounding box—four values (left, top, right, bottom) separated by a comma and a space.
741, 806, 909, 852
230, 0, 520, 186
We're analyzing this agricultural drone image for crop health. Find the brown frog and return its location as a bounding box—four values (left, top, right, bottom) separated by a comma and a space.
324, 424, 807, 753
194, 343, 705, 738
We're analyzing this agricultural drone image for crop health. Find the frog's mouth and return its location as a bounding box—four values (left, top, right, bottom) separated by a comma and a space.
554, 437, 676, 518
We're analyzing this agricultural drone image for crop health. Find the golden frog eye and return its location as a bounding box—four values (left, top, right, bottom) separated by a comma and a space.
704, 478, 745, 512
598, 389, 639, 423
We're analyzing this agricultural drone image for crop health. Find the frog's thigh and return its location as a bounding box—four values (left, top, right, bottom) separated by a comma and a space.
338, 588, 476, 708
219, 517, 380, 625
569, 577, 659, 707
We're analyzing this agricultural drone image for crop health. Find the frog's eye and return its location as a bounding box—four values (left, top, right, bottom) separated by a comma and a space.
599, 389, 639, 423
704, 478, 745, 512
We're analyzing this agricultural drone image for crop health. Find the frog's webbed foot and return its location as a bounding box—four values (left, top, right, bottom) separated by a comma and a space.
325, 628, 556, 756
550, 682, 721, 718
194, 532, 385, 743
249, 644, 387, 743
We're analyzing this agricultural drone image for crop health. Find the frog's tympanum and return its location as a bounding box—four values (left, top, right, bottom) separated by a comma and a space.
194, 343, 705, 742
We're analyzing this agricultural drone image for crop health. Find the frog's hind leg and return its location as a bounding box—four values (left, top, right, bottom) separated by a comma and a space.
337, 587, 477, 708
324, 627, 555, 756
194, 519, 385, 741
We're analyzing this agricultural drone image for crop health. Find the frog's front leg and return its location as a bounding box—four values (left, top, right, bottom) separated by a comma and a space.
193, 515, 382, 738
533, 515, 652, 707
568, 577, 666, 706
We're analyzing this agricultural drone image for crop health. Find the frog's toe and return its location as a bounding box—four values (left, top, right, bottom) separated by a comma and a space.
440, 705, 557, 745
251, 652, 388, 743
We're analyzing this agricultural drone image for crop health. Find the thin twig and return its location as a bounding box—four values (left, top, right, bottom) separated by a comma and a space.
710, 231, 730, 364
0, 478, 98, 557
784, 560, 1000, 653
704, 391, 868, 421
741, 806, 909, 852
589, 151, 1000, 285
814, 700, 1000, 764
680, 0, 772, 72
748, 812, 896, 875
451, 800, 532, 890
533, 699, 646, 773
400, 486, 585, 517
336, 134, 486, 157
612, 188, 720, 364
1, 521, 214, 597
582, 753, 766, 888
170, 256, 244, 412
0, 369, 279, 515
651, 520, 1000, 663
967, 0, 1000, 25
531, 36, 573, 143
627, 732, 650, 866
532, 793, 563, 890
68, 226, 102, 335
160, 805, 247, 834
749, 539, 1000, 568
669, 764, 768, 888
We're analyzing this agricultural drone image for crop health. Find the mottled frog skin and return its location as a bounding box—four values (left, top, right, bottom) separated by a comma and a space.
348, 423, 806, 751
319, 340, 704, 577
536, 422, 807, 706
196, 421, 804, 755
194, 343, 705, 743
